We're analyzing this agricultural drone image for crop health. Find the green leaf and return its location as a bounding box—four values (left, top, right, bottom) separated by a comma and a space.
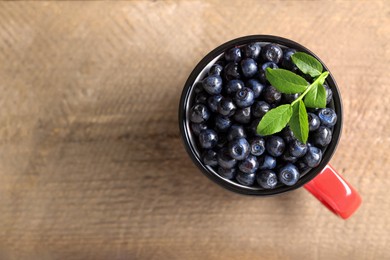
304, 82, 327, 108
292, 52, 323, 77
257, 104, 293, 136
316, 71, 329, 85
265, 68, 308, 94
289, 100, 309, 143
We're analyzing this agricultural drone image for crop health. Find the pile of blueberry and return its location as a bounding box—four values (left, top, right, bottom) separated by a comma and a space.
188, 42, 337, 189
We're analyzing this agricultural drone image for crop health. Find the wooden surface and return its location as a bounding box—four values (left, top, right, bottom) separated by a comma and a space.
0, 1, 389, 259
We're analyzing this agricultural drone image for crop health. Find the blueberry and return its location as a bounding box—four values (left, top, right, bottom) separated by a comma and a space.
190, 122, 207, 136
266, 136, 285, 157
296, 160, 311, 174
236, 171, 256, 186
195, 92, 208, 104
263, 85, 282, 104
233, 107, 251, 124
281, 151, 298, 163
202, 75, 223, 95
283, 93, 299, 103
193, 82, 203, 94
228, 138, 250, 160
199, 129, 218, 149
323, 84, 333, 104
240, 58, 258, 78
226, 79, 244, 95
278, 163, 300, 186
235, 87, 255, 108
217, 148, 237, 169
217, 97, 236, 117
259, 62, 278, 83
281, 48, 297, 70
289, 139, 308, 157
227, 124, 247, 141
252, 101, 270, 118
189, 104, 210, 123
218, 167, 236, 180
224, 47, 242, 62
247, 118, 261, 136
239, 155, 258, 173
246, 79, 265, 98
262, 44, 283, 64
257, 170, 278, 189
207, 94, 223, 112
303, 145, 323, 168
208, 64, 224, 76
216, 134, 228, 149
224, 62, 241, 80
258, 155, 277, 170
313, 126, 332, 147
244, 42, 261, 59
318, 108, 337, 127
281, 127, 296, 143
308, 112, 321, 131
215, 115, 232, 132
202, 150, 218, 167
249, 137, 265, 156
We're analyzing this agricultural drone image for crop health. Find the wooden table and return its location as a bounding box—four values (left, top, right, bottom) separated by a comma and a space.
0, 1, 389, 259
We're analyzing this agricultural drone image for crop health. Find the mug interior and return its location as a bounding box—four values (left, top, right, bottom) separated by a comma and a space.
179, 35, 343, 196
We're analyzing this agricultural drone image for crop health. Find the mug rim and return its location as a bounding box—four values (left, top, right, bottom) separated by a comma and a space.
179, 35, 343, 196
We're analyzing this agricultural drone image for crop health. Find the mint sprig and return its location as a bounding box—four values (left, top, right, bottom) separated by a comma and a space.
256, 52, 329, 143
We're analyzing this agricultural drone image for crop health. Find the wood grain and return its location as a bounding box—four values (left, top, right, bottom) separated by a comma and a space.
0, 1, 389, 259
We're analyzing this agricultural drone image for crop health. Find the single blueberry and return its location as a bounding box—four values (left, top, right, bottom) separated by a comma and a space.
281, 151, 298, 163
193, 82, 203, 94
259, 62, 278, 83
202, 75, 223, 95
224, 47, 242, 62
266, 136, 285, 157
218, 167, 236, 180
202, 150, 218, 167
247, 118, 261, 136
283, 93, 299, 103
235, 87, 255, 108
262, 44, 283, 64
289, 139, 308, 158
318, 108, 337, 127
313, 126, 332, 147
208, 63, 224, 76
199, 129, 218, 149
238, 155, 258, 173
217, 97, 236, 117
227, 124, 247, 141
246, 79, 265, 98
281, 48, 297, 70
215, 115, 232, 132
223, 62, 241, 80
195, 92, 208, 104
252, 101, 270, 118
240, 58, 258, 78
258, 155, 277, 170
233, 107, 251, 124
303, 145, 323, 168
228, 138, 250, 160
257, 170, 278, 189
281, 127, 296, 143
263, 85, 282, 104
189, 104, 210, 123
296, 160, 311, 174
278, 163, 300, 186
244, 42, 261, 60
236, 171, 256, 186
308, 112, 321, 131
217, 148, 237, 169
207, 94, 223, 113
216, 134, 228, 149
226, 79, 244, 95
249, 137, 266, 156
323, 84, 333, 104
190, 122, 207, 136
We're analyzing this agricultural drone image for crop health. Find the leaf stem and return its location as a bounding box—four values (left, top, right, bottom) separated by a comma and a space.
291, 71, 328, 107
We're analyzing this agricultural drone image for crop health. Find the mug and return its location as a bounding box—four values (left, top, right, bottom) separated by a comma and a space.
178, 35, 361, 219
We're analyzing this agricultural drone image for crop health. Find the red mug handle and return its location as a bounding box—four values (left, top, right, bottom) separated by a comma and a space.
304, 164, 362, 219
